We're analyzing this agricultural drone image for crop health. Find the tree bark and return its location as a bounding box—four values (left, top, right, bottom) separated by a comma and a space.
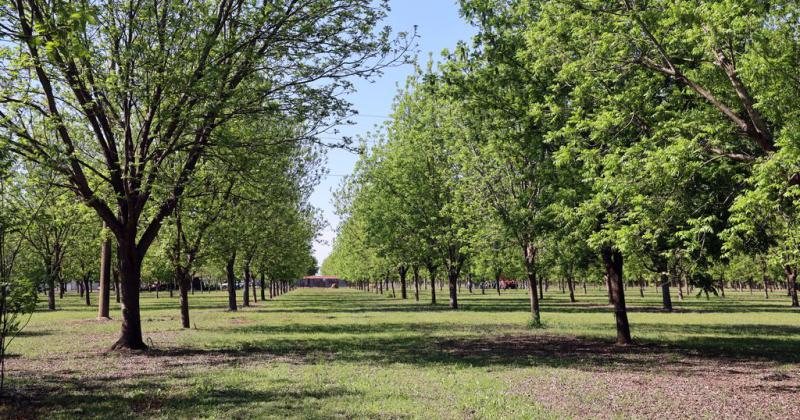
399, 265, 408, 299
448, 269, 458, 310
97, 228, 111, 319
260, 272, 266, 301
84, 275, 91, 306
426, 264, 437, 304
567, 275, 576, 303
226, 252, 237, 311
243, 263, 251, 307
785, 265, 799, 307
523, 242, 541, 326
178, 271, 190, 328
111, 240, 147, 350
660, 272, 673, 312
113, 264, 121, 303
602, 246, 632, 345
412, 265, 420, 302
252, 271, 258, 303
47, 271, 56, 311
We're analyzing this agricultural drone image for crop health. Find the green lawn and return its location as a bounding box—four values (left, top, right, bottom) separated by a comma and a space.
3, 286, 799, 419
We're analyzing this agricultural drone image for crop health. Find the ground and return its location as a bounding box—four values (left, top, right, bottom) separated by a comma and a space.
2, 286, 799, 419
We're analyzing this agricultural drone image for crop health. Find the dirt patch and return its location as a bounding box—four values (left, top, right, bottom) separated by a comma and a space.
436, 334, 800, 419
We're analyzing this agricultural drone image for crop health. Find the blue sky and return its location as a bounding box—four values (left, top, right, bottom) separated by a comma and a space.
310, 1, 475, 269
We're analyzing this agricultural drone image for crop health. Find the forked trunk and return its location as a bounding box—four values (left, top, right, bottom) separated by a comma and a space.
602, 246, 632, 345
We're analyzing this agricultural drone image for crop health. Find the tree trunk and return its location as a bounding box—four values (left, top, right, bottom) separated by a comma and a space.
226, 252, 237, 311
97, 228, 111, 319
412, 265, 420, 302
176, 276, 189, 329
47, 268, 56, 311
523, 242, 541, 326
84, 275, 91, 306
243, 263, 251, 307
251, 272, 258, 303
260, 272, 266, 301
495, 270, 501, 296
448, 270, 458, 310
399, 265, 408, 300
111, 241, 147, 350
567, 275, 576, 303
602, 246, 632, 345
660, 272, 673, 312
538, 272, 544, 300
113, 265, 121, 303
785, 265, 799, 307
427, 264, 437, 304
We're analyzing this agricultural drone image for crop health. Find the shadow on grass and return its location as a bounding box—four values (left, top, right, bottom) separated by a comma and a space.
3, 374, 361, 419
148, 320, 800, 367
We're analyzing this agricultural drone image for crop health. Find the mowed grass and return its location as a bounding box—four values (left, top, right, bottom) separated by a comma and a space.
3, 285, 799, 419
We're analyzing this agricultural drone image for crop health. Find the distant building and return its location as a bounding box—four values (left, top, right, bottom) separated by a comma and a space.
298, 275, 347, 288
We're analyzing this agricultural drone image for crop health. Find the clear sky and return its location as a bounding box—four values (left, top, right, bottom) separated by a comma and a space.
310, 1, 476, 271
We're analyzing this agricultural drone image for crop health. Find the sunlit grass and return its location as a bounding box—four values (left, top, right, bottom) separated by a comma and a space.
4, 285, 799, 418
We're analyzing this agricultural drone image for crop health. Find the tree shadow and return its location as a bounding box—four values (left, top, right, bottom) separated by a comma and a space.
3, 372, 362, 419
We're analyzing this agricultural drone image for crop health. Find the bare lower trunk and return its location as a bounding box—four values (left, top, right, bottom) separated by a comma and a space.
602, 246, 632, 345
495, 270, 501, 296
226, 252, 237, 311
785, 266, 798, 307
47, 273, 56, 310
243, 264, 251, 307
412, 265, 420, 302
179, 273, 190, 329
98, 230, 111, 319
661, 273, 673, 312
524, 242, 541, 326
448, 271, 458, 309
84, 275, 91, 306
252, 273, 257, 303
567, 275, 576, 303
399, 266, 408, 300
427, 264, 437, 304
111, 241, 147, 350
260, 272, 266, 301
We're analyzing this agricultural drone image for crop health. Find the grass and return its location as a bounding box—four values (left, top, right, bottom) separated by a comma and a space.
2, 285, 799, 419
